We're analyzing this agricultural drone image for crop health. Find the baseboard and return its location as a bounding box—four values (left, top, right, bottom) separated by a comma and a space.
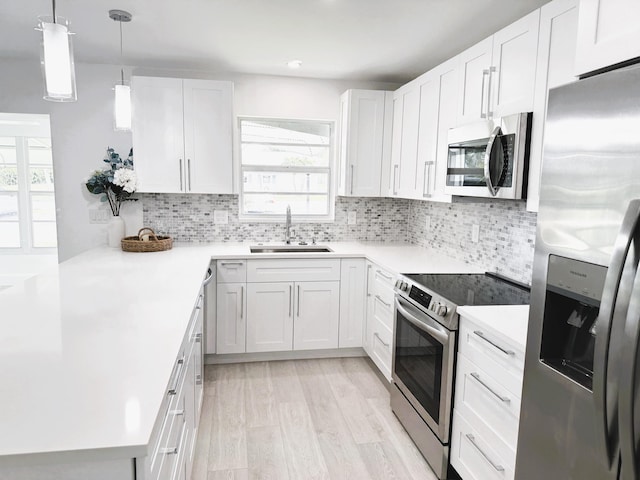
205, 347, 366, 364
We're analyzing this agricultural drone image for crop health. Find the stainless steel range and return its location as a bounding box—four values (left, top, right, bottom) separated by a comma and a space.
391, 273, 530, 479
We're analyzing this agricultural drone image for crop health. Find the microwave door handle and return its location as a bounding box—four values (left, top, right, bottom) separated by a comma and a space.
619, 266, 640, 480
483, 126, 502, 197
594, 198, 640, 467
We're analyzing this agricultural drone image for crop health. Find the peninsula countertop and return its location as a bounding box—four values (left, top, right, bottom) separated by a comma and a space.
0, 241, 481, 466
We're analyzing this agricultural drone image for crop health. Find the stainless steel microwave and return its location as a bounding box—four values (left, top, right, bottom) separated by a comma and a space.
444, 112, 532, 199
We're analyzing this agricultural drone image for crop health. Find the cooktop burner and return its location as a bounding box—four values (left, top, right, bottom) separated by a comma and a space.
403, 273, 530, 307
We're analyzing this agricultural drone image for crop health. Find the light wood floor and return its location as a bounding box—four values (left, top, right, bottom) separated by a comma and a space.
191, 357, 438, 480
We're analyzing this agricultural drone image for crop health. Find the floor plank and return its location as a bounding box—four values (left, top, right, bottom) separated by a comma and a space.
246, 425, 290, 480
207, 469, 249, 480
278, 401, 330, 480
192, 394, 215, 479
208, 377, 248, 471
269, 360, 306, 404
244, 362, 277, 428
321, 358, 384, 444
357, 441, 414, 480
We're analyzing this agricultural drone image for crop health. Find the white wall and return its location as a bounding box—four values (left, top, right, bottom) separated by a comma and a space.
0, 58, 397, 261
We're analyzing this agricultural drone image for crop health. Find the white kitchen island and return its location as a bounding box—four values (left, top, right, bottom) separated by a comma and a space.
0, 242, 479, 479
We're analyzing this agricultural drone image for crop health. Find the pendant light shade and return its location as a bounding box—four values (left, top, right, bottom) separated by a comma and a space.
114, 84, 132, 131
38, 14, 77, 102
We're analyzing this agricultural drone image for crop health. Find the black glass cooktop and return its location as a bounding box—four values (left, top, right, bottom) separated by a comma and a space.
403, 273, 530, 307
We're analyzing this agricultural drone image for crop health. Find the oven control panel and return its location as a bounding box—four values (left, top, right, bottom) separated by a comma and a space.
395, 277, 455, 327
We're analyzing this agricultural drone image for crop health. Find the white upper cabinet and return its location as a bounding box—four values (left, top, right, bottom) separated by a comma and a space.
458, 37, 494, 125
575, 0, 640, 76
390, 84, 421, 199
337, 90, 392, 197
527, 0, 579, 212
182, 79, 234, 194
132, 76, 233, 194
457, 10, 540, 124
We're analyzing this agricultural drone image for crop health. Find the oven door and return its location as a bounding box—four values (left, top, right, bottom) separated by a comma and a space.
392, 295, 456, 444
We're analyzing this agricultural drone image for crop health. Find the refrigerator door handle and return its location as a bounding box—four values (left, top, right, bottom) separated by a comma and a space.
594, 198, 640, 466
619, 267, 640, 479
484, 126, 502, 197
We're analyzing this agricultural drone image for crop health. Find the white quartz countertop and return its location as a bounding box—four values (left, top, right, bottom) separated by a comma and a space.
457, 305, 530, 350
0, 241, 480, 465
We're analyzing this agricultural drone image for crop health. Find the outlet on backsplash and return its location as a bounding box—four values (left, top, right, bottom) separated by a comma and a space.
213, 210, 229, 225
425, 215, 431, 230
471, 224, 480, 243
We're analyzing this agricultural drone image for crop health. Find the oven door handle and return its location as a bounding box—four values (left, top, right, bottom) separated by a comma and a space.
395, 297, 449, 345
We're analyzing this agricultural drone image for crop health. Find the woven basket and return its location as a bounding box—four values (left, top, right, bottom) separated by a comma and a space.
121, 227, 173, 253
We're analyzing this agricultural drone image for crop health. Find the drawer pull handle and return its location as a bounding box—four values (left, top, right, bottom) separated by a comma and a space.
160, 447, 178, 455
376, 269, 393, 281
470, 372, 510, 403
375, 294, 391, 308
196, 374, 202, 385
194, 332, 202, 342
170, 409, 184, 416
220, 261, 244, 267
465, 434, 504, 472
473, 330, 515, 356
374, 332, 390, 349
167, 357, 185, 395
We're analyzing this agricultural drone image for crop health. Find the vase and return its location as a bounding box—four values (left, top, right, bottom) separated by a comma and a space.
107, 215, 125, 248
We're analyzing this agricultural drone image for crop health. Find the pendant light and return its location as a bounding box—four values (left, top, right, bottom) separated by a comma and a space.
36, 0, 77, 102
109, 9, 132, 131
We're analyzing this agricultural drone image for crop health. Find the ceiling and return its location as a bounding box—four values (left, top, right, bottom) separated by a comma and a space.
4, 0, 551, 83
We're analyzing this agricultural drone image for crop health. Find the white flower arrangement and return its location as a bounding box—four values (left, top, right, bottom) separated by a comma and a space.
85, 147, 137, 216
113, 168, 138, 194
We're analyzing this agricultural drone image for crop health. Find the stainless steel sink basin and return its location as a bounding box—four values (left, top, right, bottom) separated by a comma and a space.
250, 245, 333, 253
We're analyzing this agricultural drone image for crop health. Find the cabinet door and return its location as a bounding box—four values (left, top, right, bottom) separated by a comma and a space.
457, 37, 493, 125
131, 76, 185, 193
337, 93, 349, 196
343, 90, 386, 197
246, 282, 294, 352
575, 0, 640, 76
397, 86, 421, 198
339, 259, 366, 348
415, 71, 440, 200
389, 94, 404, 196
527, 0, 579, 213
216, 283, 246, 354
433, 57, 459, 201
491, 10, 540, 118
183, 79, 233, 194
294, 281, 340, 350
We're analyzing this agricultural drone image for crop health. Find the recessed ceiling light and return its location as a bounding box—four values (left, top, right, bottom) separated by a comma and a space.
287, 60, 302, 69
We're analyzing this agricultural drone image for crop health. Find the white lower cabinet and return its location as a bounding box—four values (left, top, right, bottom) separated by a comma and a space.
246, 282, 294, 352
216, 283, 246, 354
452, 312, 525, 480
364, 262, 396, 381
294, 281, 340, 350
339, 258, 366, 348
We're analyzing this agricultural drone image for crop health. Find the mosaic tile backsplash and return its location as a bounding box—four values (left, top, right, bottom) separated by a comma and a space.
140, 194, 537, 285
139, 194, 411, 244
407, 198, 537, 285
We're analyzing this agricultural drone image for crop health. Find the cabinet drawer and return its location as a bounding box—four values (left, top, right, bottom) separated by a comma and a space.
451, 411, 515, 480
370, 315, 393, 381
247, 259, 340, 282
373, 293, 394, 330
459, 319, 525, 398
454, 354, 521, 452
216, 260, 247, 283
372, 265, 396, 292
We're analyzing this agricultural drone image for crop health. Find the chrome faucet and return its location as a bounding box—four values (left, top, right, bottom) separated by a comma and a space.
285, 205, 292, 244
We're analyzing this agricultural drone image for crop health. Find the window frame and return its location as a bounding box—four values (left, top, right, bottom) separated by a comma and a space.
0, 134, 57, 254
238, 116, 335, 223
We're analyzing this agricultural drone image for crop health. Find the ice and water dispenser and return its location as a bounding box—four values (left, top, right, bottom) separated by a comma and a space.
540, 255, 608, 390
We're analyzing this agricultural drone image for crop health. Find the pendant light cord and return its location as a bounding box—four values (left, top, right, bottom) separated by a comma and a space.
52, 0, 57, 23
119, 20, 125, 85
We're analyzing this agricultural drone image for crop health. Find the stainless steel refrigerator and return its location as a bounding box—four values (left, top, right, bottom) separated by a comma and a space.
516, 63, 640, 479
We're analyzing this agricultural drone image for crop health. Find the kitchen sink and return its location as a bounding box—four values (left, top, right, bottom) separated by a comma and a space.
250, 245, 333, 253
